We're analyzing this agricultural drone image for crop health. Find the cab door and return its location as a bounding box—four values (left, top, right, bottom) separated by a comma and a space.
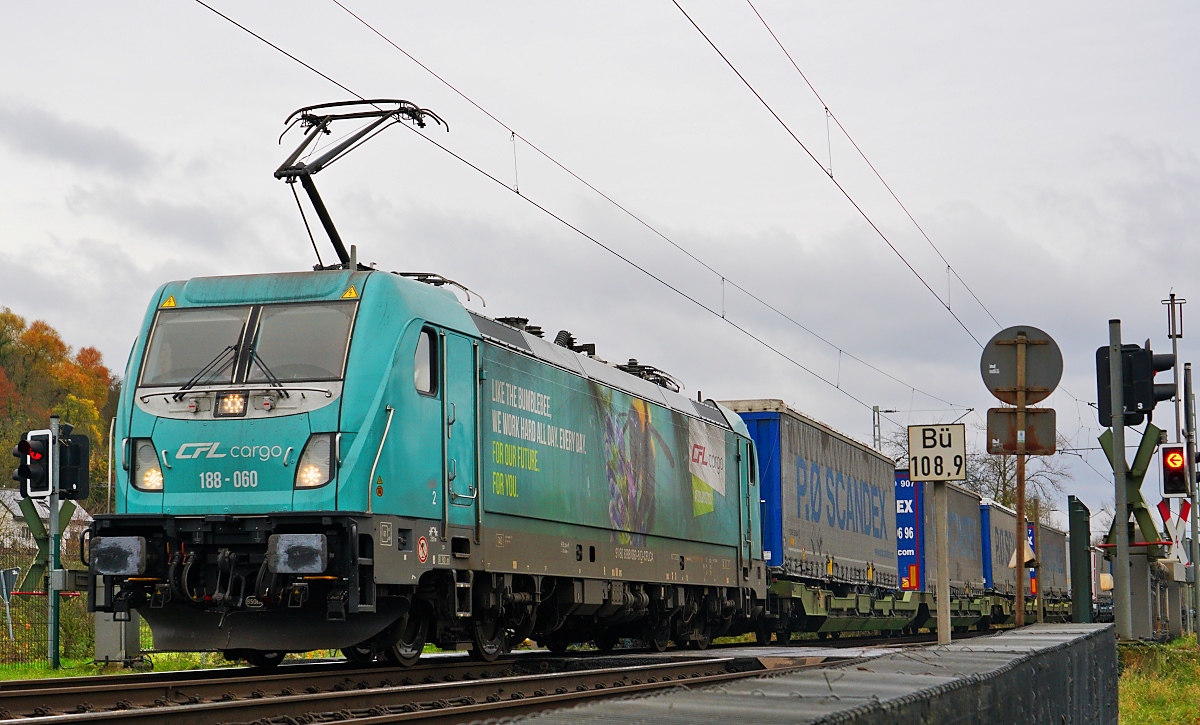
738, 437, 757, 569
441, 331, 479, 539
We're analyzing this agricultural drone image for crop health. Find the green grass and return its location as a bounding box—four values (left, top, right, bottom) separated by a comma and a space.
0, 649, 349, 681
1120, 639, 1200, 725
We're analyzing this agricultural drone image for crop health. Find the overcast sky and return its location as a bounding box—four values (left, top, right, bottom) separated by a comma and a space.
3, 1, 1198, 527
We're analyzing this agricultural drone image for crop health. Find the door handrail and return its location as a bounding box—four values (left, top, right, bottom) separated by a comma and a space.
366, 405, 394, 514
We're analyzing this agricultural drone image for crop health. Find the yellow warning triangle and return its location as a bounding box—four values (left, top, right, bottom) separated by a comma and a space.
161, 295, 177, 308
341, 286, 358, 299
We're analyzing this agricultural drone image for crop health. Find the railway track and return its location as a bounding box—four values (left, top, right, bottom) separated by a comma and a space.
0, 655, 810, 725
0, 628, 999, 724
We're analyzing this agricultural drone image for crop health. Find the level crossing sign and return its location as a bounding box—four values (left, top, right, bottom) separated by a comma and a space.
907, 424, 967, 482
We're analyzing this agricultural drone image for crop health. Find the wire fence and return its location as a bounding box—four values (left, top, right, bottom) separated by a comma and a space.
0, 541, 96, 664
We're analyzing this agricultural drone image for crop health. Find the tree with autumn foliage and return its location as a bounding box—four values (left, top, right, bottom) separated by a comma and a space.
0, 307, 119, 513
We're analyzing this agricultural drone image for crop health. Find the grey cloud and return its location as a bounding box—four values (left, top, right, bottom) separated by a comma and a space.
65, 185, 246, 252
0, 99, 152, 177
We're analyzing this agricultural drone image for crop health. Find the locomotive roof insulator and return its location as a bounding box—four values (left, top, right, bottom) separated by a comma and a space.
616, 358, 683, 393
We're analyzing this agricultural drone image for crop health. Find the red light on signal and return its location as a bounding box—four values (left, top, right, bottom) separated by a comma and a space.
1165, 449, 1186, 470
15, 440, 41, 460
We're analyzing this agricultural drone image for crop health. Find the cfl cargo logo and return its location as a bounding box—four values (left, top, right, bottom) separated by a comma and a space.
176, 442, 284, 461
176, 442, 226, 459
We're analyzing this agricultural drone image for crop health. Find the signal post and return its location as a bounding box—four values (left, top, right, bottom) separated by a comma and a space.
907, 424, 967, 645
48, 416, 60, 669
980, 325, 1063, 629
12, 418, 90, 669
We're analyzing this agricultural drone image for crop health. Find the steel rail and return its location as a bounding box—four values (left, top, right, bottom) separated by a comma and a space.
1, 657, 754, 724
0, 628, 1004, 717
0, 656, 594, 718
277, 657, 855, 725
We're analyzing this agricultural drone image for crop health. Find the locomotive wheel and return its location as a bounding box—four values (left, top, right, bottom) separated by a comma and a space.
382, 616, 428, 667
543, 636, 570, 654
593, 632, 618, 652
245, 650, 285, 668
342, 644, 376, 664
644, 620, 671, 652
470, 616, 507, 662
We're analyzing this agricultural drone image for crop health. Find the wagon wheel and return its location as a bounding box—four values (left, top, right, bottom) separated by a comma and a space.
382, 615, 428, 667
245, 650, 285, 668
543, 635, 570, 654
644, 618, 672, 652
593, 632, 618, 652
689, 622, 712, 650
342, 643, 376, 664
471, 614, 507, 662
754, 618, 774, 645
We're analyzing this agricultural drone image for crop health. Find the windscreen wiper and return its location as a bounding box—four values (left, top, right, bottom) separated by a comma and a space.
248, 350, 290, 398
172, 345, 239, 401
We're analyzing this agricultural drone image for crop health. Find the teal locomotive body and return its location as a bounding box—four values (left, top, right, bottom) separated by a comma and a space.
89, 269, 766, 664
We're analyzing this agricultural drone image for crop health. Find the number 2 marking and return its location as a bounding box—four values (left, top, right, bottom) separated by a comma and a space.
432, 490, 437, 505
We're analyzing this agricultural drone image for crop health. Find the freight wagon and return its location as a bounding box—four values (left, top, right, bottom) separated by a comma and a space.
980, 501, 1072, 623
895, 474, 987, 631
1036, 524, 1071, 621
727, 400, 913, 638
980, 499, 1019, 624
87, 269, 766, 666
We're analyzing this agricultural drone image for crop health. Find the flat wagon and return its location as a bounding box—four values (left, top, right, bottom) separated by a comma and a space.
726, 400, 909, 638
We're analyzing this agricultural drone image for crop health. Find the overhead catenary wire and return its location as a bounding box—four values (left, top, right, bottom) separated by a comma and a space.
403, 122, 897, 420
737, 1, 1101, 433
671, 0, 985, 349
191, 0, 908, 425
326, 0, 968, 410
744, 0, 1002, 330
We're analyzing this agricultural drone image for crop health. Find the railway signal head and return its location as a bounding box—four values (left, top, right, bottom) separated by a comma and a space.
59, 433, 90, 501
1162, 444, 1189, 497
12, 431, 51, 499
1095, 342, 1176, 427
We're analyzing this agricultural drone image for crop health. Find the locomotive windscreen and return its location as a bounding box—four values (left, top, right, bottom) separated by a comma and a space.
247, 301, 356, 381
140, 305, 251, 386
140, 301, 356, 386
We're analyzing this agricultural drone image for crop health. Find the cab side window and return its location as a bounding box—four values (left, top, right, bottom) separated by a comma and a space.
414, 328, 438, 395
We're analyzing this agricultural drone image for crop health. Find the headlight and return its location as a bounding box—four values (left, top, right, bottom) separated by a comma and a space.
131, 439, 163, 492
295, 433, 335, 489
215, 391, 247, 417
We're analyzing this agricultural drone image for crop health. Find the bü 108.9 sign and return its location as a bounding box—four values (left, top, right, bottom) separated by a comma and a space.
907, 424, 967, 482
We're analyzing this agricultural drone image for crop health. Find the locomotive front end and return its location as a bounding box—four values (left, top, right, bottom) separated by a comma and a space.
89, 269, 399, 657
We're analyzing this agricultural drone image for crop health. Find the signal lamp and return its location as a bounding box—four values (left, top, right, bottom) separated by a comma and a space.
1162, 444, 1189, 497
12, 431, 51, 498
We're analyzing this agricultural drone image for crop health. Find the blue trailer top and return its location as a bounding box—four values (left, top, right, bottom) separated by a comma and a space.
726, 399, 896, 585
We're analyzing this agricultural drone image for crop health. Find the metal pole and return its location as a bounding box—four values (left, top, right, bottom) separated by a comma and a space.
48, 415, 60, 669
1168, 294, 1184, 444
934, 479, 951, 644
107, 417, 116, 514
1110, 320, 1133, 640
873, 406, 880, 450
1015, 331, 1028, 628
1186, 363, 1199, 644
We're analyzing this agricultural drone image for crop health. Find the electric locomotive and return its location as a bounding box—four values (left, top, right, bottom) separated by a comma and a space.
87, 267, 767, 666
